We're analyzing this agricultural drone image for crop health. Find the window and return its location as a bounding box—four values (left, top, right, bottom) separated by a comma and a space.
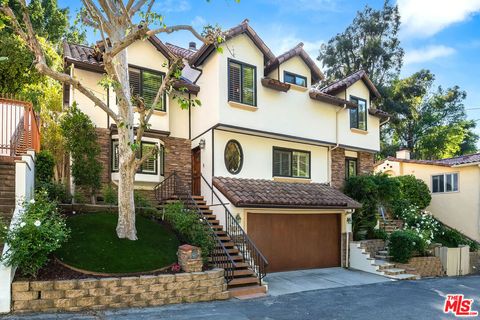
129, 67, 166, 111
345, 158, 357, 179
111, 140, 164, 175
224, 140, 243, 174
273, 147, 310, 178
350, 96, 368, 131
284, 71, 307, 87
432, 173, 458, 193
228, 59, 256, 106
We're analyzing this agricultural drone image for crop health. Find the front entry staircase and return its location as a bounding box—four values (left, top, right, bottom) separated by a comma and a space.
155, 173, 268, 298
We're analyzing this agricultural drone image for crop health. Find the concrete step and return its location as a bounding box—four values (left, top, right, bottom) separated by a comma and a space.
229, 284, 267, 298
383, 268, 406, 276
378, 250, 389, 255
373, 260, 396, 270
387, 273, 418, 280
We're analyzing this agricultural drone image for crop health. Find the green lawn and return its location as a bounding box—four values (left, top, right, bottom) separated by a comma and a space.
55, 213, 179, 274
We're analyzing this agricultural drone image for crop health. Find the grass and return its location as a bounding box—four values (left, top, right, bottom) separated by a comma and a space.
55, 213, 180, 274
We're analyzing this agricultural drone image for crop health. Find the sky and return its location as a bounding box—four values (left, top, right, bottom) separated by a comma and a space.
63, 0, 480, 132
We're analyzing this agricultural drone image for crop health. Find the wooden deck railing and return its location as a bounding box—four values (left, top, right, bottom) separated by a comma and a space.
0, 97, 40, 157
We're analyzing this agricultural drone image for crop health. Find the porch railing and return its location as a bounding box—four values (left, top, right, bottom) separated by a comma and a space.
200, 174, 268, 282
0, 97, 40, 157
154, 172, 237, 283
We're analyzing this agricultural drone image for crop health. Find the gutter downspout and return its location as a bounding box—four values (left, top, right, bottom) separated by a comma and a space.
380, 117, 390, 126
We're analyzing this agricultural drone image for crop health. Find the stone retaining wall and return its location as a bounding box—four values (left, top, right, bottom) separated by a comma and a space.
470, 251, 480, 274
359, 239, 385, 257
396, 256, 444, 277
11, 269, 229, 313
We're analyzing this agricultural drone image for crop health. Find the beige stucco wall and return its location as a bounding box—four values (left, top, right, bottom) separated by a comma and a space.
71, 39, 194, 138
190, 34, 380, 152
376, 160, 480, 241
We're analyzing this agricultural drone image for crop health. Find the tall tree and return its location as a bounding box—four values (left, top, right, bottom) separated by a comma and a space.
318, 0, 403, 87
1, 0, 224, 240
381, 70, 478, 159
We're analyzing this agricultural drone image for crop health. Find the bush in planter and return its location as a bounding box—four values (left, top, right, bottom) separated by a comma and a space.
102, 184, 118, 205
396, 205, 440, 247
163, 202, 214, 262
368, 228, 388, 241
134, 192, 157, 216
35, 150, 55, 184
393, 175, 431, 210
434, 227, 480, 251
1, 191, 70, 277
389, 230, 425, 263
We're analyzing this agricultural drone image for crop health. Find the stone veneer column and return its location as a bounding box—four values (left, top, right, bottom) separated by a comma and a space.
162, 137, 192, 189
330, 147, 346, 189
357, 151, 374, 175
95, 128, 112, 186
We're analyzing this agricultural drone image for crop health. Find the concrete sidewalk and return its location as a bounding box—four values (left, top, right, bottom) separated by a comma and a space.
265, 267, 390, 296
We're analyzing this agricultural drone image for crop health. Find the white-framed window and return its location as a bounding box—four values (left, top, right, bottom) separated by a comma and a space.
111, 140, 164, 175
432, 173, 458, 193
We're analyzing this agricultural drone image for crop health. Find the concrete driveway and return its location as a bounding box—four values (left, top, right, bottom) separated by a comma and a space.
265, 267, 390, 296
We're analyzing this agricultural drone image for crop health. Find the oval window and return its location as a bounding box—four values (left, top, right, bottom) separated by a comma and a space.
224, 140, 243, 174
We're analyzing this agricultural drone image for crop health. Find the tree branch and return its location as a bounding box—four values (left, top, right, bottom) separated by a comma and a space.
129, 0, 148, 16
135, 143, 158, 170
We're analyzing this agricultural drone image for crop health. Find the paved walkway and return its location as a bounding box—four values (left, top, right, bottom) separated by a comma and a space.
265, 267, 389, 296
3, 275, 480, 320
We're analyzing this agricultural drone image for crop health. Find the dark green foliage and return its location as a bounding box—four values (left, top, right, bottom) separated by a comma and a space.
394, 175, 431, 209
60, 104, 102, 201
434, 227, 479, 251
134, 192, 157, 216
55, 213, 179, 273
35, 150, 55, 184
318, 0, 403, 86
343, 174, 400, 240
102, 184, 118, 205
163, 202, 215, 262
389, 230, 424, 263
36, 181, 71, 203
368, 228, 388, 241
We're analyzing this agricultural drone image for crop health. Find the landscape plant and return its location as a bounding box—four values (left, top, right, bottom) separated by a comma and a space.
1, 191, 70, 277
389, 229, 424, 263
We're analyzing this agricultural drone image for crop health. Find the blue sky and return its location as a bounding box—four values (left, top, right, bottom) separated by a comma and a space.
63, 0, 480, 130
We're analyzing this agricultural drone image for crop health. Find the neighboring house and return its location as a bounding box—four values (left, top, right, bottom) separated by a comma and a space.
375, 149, 480, 242
63, 19, 387, 274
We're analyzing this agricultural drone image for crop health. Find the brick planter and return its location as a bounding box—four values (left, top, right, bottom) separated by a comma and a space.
11, 269, 229, 313
359, 239, 386, 257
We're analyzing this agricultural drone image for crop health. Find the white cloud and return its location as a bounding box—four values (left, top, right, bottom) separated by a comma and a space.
398, 0, 480, 37
404, 45, 456, 64
156, 0, 190, 13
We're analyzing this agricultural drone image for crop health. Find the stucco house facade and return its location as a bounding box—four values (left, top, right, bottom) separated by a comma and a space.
375, 150, 480, 242
63, 19, 386, 292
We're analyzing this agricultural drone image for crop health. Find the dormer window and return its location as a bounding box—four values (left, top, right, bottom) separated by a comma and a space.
350, 96, 367, 131
284, 71, 307, 87
228, 59, 256, 106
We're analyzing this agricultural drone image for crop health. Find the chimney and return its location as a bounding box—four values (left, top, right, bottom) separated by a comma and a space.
189, 42, 197, 50
396, 148, 411, 160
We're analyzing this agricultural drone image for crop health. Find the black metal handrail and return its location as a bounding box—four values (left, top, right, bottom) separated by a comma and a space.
200, 174, 268, 281
154, 172, 237, 283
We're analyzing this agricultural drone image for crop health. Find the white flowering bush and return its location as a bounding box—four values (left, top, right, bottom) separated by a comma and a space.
1, 191, 70, 277
396, 204, 441, 247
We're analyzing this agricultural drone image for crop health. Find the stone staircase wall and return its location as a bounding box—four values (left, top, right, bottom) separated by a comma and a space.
395, 256, 444, 277
0, 158, 16, 223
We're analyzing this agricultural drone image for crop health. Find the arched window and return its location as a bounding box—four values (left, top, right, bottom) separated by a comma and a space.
224, 140, 243, 174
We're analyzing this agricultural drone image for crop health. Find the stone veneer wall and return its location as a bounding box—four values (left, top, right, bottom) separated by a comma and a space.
470, 251, 480, 274
396, 257, 444, 278
11, 269, 228, 313
331, 147, 375, 189
341, 232, 352, 268
359, 239, 386, 257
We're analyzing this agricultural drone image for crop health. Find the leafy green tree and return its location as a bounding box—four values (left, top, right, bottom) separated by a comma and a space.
318, 0, 403, 86
381, 70, 478, 159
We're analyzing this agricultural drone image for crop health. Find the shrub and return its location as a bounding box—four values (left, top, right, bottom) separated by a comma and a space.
0, 217, 7, 242
343, 174, 400, 240
36, 181, 71, 204
35, 150, 55, 184
396, 205, 440, 247
389, 230, 424, 263
368, 228, 388, 241
102, 184, 118, 205
393, 175, 431, 209
434, 227, 480, 251
73, 192, 86, 204
134, 192, 157, 216
1, 192, 70, 277
163, 202, 214, 262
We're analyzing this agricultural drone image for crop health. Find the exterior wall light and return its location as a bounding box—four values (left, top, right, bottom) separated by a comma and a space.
199, 138, 206, 149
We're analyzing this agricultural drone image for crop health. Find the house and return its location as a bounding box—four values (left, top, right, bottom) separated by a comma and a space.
375, 149, 480, 242
63, 19, 386, 293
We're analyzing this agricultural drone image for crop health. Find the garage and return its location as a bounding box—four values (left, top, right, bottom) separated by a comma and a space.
247, 213, 341, 272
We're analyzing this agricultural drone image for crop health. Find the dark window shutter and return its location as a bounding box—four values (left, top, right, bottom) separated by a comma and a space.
63, 84, 70, 107
228, 62, 241, 102
129, 68, 141, 98
142, 71, 164, 111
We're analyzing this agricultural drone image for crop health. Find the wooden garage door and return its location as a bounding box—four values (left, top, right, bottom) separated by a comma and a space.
247, 213, 341, 272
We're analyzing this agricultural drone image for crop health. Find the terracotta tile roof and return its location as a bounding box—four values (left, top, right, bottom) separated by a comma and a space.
63, 41, 103, 68
368, 108, 390, 120
165, 43, 196, 60
385, 157, 451, 167
265, 43, 325, 83
320, 70, 381, 99
213, 177, 361, 209
309, 89, 357, 108
437, 153, 480, 166
190, 19, 276, 67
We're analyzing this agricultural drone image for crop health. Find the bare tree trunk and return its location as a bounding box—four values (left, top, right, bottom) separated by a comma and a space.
113, 47, 138, 240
